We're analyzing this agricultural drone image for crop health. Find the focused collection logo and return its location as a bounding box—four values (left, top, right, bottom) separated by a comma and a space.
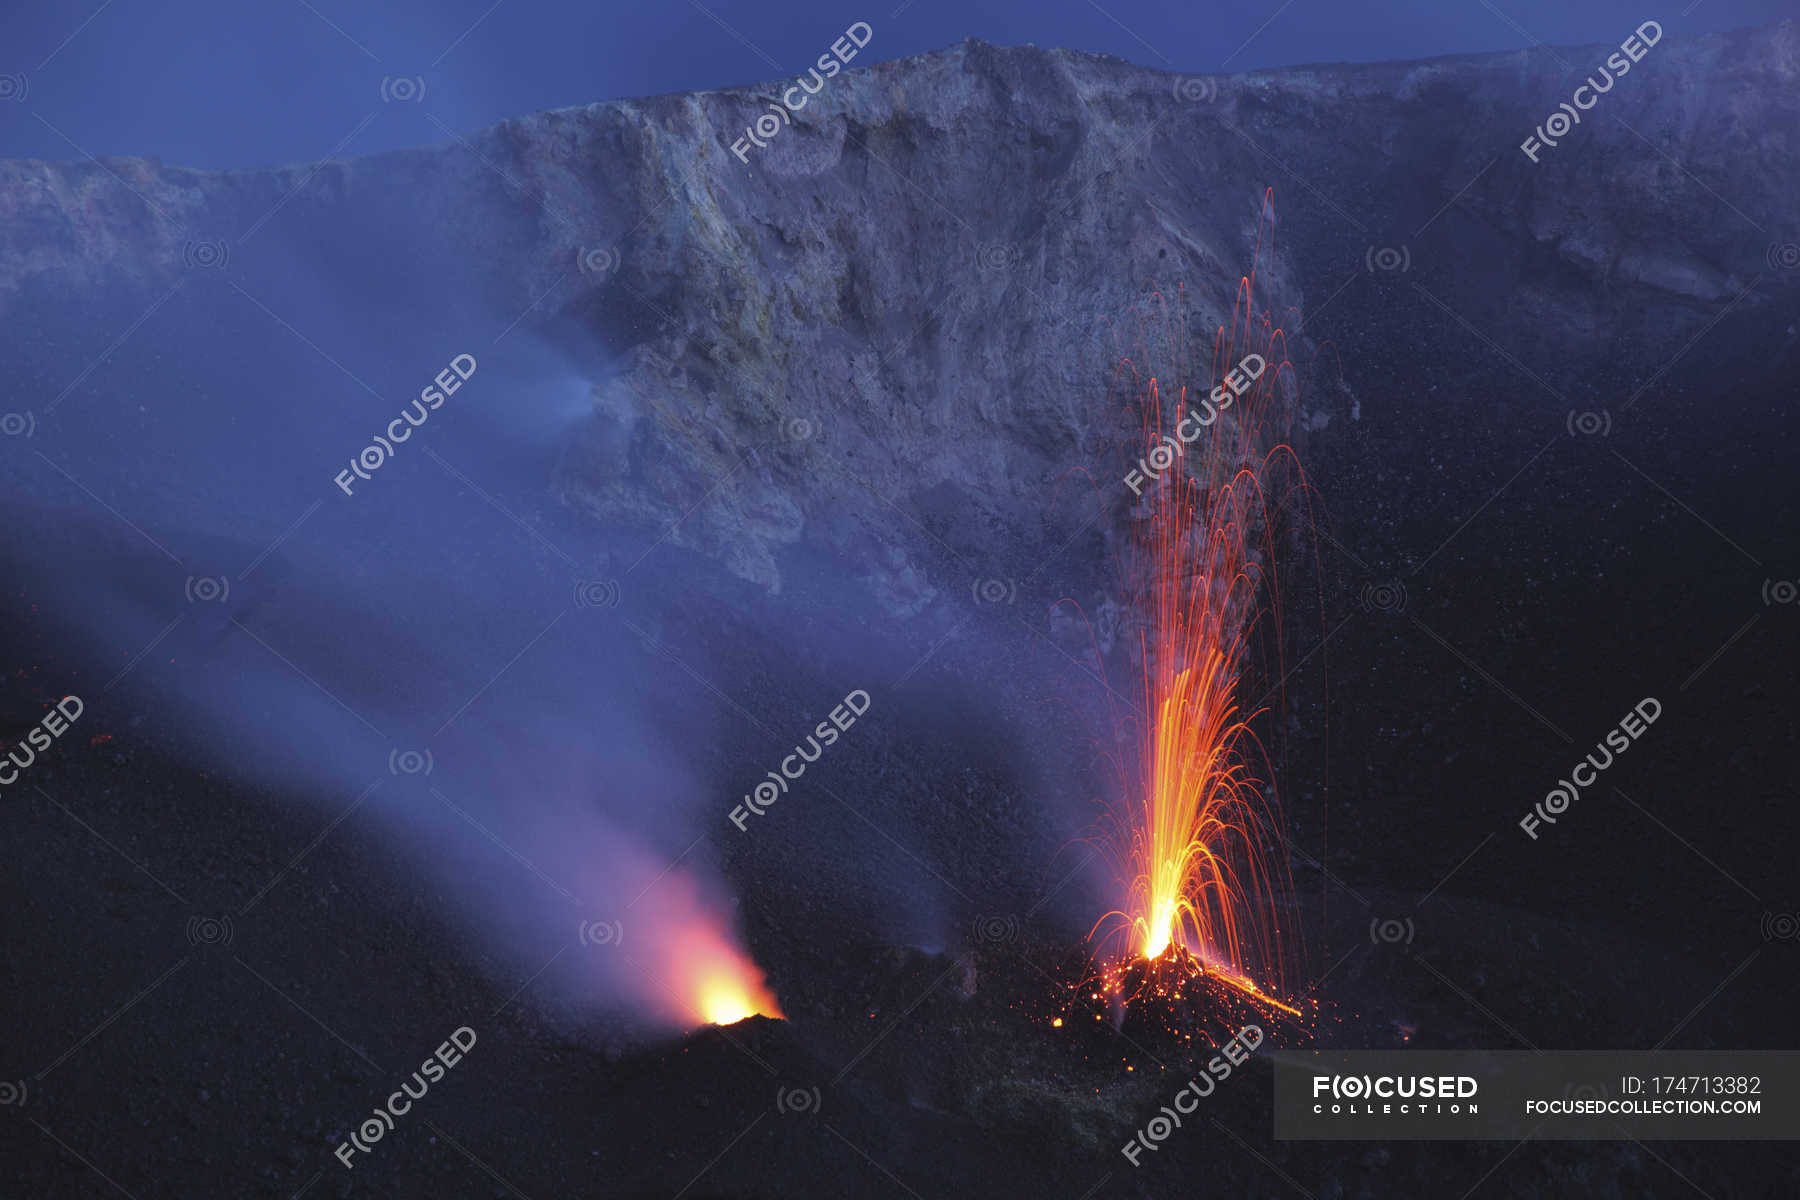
1311, 1073, 1480, 1115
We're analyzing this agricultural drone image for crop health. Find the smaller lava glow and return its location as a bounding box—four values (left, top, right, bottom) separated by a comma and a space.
678, 926, 783, 1026
632, 861, 783, 1028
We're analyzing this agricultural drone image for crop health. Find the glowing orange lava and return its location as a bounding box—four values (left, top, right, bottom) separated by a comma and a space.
1087, 192, 1310, 1024
623, 857, 784, 1029
666, 913, 783, 1027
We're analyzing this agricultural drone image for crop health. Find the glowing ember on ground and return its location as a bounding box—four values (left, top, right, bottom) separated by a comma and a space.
1101, 946, 1304, 1022
1085, 194, 1312, 1029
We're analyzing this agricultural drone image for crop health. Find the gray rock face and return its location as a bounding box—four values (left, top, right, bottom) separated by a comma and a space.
3, 23, 1795, 614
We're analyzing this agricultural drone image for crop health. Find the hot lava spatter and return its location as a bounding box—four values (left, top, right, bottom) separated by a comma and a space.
1084, 195, 1315, 1037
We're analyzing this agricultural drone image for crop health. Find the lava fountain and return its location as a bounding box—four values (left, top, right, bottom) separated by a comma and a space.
1087, 194, 1313, 1027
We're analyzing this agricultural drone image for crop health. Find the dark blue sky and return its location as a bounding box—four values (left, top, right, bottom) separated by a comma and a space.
0, 0, 1788, 168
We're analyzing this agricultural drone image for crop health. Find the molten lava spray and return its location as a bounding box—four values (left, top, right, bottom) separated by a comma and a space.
1089, 194, 1310, 1023
1120, 367, 1292, 987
